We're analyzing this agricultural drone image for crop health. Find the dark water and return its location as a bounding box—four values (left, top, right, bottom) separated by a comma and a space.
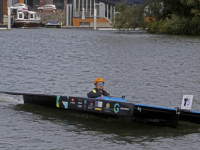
0, 28, 200, 149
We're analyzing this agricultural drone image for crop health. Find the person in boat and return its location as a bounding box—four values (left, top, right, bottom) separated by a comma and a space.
87, 77, 110, 98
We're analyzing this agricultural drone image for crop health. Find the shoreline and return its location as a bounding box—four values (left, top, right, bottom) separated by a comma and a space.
1, 24, 146, 33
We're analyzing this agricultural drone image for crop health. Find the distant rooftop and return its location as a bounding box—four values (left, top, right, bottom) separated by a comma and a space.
98, 0, 145, 5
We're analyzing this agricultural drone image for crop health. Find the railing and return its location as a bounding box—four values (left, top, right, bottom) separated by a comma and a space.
73, 11, 98, 17
105, 17, 112, 24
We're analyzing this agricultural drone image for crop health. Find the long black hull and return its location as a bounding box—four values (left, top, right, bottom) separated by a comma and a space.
1, 91, 199, 128
179, 110, 200, 124
22, 94, 179, 127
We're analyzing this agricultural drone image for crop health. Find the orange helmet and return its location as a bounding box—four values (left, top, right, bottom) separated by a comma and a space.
94, 77, 104, 84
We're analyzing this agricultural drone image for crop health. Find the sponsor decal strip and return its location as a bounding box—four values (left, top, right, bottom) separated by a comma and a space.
95, 108, 102, 111
120, 107, 129, 111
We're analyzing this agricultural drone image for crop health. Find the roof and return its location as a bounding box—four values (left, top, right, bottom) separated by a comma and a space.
98, 0, 144, 5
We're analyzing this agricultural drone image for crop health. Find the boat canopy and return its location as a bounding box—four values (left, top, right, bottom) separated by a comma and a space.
16, 11, 40, 20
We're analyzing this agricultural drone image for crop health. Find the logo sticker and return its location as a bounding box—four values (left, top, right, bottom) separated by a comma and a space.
83, 100, 87, 109
62, 101, 68, 109
56, 96, 60, 108
106, 103, 110, 110
71, 98, 75, 102
88, 102, 93, 109
114, 103, 120, 113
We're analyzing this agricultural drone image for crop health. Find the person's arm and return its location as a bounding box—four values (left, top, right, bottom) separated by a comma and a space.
87, 90, 101, 98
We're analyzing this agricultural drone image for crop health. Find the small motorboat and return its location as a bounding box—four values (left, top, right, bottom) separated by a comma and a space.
45, 21, 61, 28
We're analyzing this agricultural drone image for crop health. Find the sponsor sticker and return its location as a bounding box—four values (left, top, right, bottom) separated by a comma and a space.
95, 101, 103, 107
88, 102, 93, 109
70, 102, 75, 104
95, 101, 98, 107
98, 101, 103, 107
78, 99, 83, 101
78, 102, 82, 105
77, 105, 82, 108
88, 103, 93, 106
120, 107, 129, 111
181, 95, 194, 110
114, 103, 120, 113
88, 106, 93, 109
104, 110, 110, 113
95, 108, 102, 111
62, 101, 68, 109
83, 100, 87, 109
106, 103, 110, 110
71, 98, 75, 102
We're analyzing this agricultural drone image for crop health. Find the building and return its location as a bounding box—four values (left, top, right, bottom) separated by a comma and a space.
0, 0, 3, 24
28, 0, 144, 27
0, 0, 7, 24
24, 0, 117, 27
71, 0, 144, 26
6, 0, 144, 27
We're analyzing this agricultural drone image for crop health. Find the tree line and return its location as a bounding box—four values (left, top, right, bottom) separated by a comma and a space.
112, 0, 200, 35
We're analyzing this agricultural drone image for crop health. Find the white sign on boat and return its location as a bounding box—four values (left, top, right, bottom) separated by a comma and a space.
181, 95, 194, 110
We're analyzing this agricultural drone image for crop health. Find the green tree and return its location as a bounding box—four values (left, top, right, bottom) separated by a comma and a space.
112, 2, 142, 32
181, 0, 200, 31
146, 0, 200, 35
113, 0, 200, 35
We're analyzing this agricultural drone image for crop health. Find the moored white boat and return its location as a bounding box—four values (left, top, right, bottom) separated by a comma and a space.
13, 10, 41, 28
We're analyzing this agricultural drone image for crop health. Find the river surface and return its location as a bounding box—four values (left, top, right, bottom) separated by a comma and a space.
0, 28, 200, 149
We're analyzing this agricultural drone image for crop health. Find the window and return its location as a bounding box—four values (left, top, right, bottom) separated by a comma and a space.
74, 0, 95, 17
14, 4, 19, 7
53, 0, 64, 9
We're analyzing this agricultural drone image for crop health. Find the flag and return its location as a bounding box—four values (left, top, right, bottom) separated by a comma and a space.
23, 8, 28, 13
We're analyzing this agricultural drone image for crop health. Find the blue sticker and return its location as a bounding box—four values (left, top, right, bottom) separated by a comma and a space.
62, 101, 68, 109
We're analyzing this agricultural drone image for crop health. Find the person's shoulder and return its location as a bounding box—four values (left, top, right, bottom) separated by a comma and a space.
103, 89, 109, 93
92, 88, 97, 93
103, 90, 110, 95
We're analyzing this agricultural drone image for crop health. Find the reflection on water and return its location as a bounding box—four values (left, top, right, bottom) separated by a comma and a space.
7, 103, 200, 150
14, 104, 200, 138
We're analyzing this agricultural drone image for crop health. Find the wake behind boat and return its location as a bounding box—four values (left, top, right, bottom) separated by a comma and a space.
0, 91, 199, 128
